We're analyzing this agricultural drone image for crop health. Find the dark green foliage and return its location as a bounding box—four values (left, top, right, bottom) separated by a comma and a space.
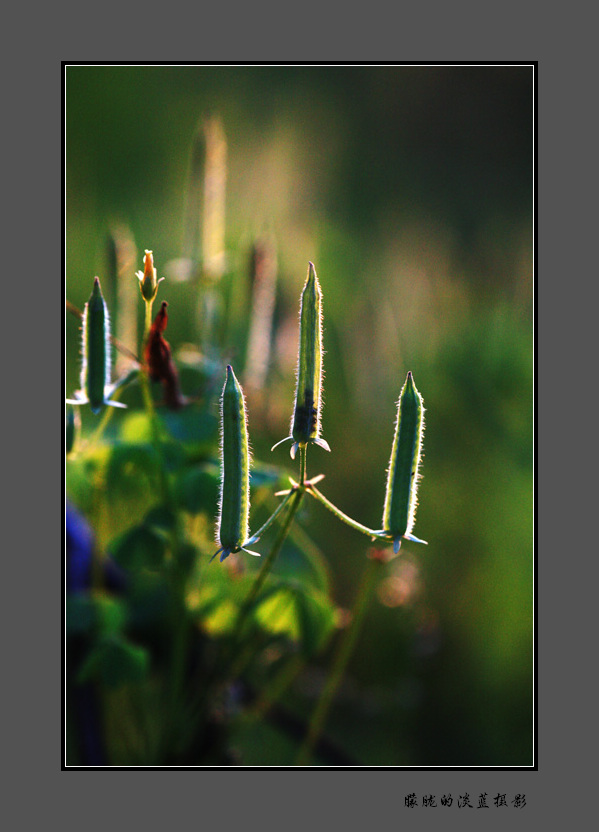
77, 636, 150, 688
110, 525, 168, 571
253, 580, 337, 658
175, 463, 219, 516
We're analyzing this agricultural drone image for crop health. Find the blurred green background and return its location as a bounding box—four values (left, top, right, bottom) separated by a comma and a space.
66, 65, 533, 766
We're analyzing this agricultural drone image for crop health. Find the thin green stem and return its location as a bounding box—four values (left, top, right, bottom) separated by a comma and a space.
138, 301, 171, 495
139, 297, 190, 756
308, 485, 390, 543
295, 556, 382, 766
299, 444, 307, 486
85, 369, 140, 450
88, 403, 116, 449
140, 297, 163, 445
232, 490, 303, 655
216, 486, 305, 688
144, 299, 154, 340
195, 443, 310, 747
250, 491, 294, 542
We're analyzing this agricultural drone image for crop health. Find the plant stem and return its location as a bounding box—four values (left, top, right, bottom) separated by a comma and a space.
88, 403, 116, 450
138, 300, 171, 499
308, 485, 388, 542
250, 491, 294, 542
140, 299, 158, 433
144, 299, 154, 340
139, 297, 190, 758
299, 444, 307, 486
225, 488, 304, 675
85, 369, 140, 450
235, 446, 308, 630
295, 555, 382, 766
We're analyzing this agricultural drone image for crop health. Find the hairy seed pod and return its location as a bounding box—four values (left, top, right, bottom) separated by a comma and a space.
67, 277, 127, 414
272, 262, 330, 459
84, 276, 111, 413
214, 366, 259, 562
382, 372, 427, 553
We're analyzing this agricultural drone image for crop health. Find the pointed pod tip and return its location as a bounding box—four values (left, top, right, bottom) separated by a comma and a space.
224, 364, 238, 387
404, 370, 419, 396
91, 276, 104, 299
305, 261, 318, 288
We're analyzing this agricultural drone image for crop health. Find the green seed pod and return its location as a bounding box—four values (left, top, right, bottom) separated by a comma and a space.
272, 262, 330, 459
66, 277, 127, 414
213, 365, 259, 562
382, 371, 427, 553
84, 276, 110, 413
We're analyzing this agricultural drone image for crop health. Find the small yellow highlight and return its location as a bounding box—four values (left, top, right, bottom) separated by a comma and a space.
201, 601, 238, 636
254, 592, 300, 641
